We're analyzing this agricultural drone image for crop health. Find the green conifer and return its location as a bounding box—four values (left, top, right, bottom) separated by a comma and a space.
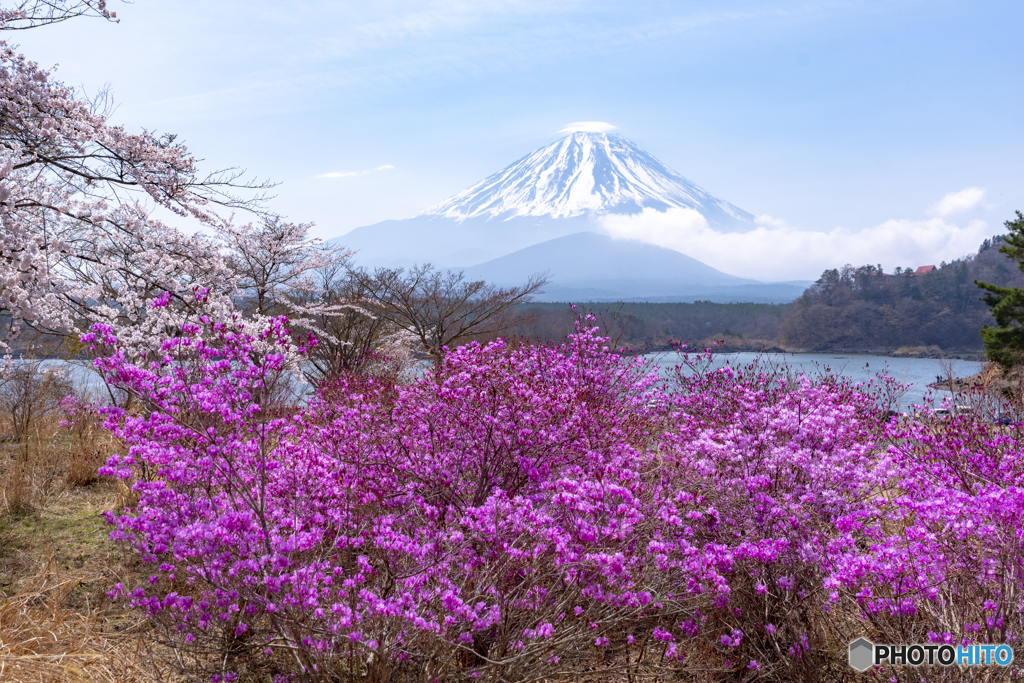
977, 211, 1024, 368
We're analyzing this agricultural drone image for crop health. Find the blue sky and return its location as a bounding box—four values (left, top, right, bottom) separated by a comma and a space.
14, 0, 1024, 278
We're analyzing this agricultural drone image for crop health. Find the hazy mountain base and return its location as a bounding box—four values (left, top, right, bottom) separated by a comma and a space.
459, 232, 809, 303
329, 215, 598, 269
532, 283, 810, 305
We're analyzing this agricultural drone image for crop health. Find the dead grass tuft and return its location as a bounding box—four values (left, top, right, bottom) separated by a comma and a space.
0, 436, 74, 515
0, 484, 169, 682
0, 555, 146, 682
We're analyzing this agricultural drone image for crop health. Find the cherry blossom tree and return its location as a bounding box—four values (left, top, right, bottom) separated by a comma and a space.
0, 0, 275, 362
216, 216, 351, 318
0, 0, 115, 30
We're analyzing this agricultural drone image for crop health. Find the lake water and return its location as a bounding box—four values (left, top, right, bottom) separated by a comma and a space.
642, 351, 983, 413
22, 354, 983, 414
10, 359, 111, 394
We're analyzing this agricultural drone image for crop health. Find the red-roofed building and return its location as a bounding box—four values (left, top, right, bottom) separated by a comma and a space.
915, 265, 936, 275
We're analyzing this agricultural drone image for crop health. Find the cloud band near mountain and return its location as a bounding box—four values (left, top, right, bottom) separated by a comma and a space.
600, 190, 994, 281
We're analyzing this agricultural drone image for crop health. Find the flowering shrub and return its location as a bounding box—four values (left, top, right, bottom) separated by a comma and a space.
830, 412, 1024, 653
650, 354, 892, 680
89, 316, 1024, 682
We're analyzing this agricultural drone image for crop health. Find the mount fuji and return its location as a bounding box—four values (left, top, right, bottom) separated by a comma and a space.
420, 132, 753, 228
331, 131, 807, 302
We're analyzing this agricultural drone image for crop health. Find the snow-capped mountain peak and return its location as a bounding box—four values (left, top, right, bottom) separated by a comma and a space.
418, 131, 753, 229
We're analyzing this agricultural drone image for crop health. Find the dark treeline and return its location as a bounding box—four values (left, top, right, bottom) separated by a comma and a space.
507, 236, 1024, 355
506, 301, 788, 352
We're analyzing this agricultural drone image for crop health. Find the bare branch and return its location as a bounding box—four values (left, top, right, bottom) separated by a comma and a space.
349, 264, 548, 365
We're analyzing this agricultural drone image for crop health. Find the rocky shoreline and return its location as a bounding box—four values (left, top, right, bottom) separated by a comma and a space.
926, 364, 1023, 394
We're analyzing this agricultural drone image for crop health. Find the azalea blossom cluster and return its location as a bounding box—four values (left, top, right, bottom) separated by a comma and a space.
86, 310, 1024, 682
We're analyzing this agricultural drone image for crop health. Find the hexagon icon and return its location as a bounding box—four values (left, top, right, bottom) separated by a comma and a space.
849, 638, 874, 672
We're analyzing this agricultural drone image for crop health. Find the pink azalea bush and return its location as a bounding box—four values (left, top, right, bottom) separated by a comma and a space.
832, 411, 1024, 650
86, 314, 1024, 682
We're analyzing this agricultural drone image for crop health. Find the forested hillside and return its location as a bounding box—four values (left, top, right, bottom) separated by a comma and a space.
778, 236, 1024, 352
509, 236, 1023, 355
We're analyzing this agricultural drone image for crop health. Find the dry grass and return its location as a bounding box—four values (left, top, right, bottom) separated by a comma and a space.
0, 484, 156, 682
0, 391, 117, 515
0, 557, 143, 682
0, 365, 166, 682
0, 437, 74, 515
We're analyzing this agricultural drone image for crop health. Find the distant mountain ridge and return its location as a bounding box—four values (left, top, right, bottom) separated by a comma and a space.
331, 130, 803, 303
462, 232, 807, 303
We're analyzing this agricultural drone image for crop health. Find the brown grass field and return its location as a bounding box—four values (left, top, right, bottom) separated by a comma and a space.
0, 482, 151, 682
0, 363, 160, 682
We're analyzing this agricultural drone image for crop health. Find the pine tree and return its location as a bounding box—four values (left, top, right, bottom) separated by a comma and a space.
977, 211, 1024, 368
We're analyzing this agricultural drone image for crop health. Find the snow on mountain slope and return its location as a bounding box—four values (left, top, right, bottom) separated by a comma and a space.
418, 132, 754, 230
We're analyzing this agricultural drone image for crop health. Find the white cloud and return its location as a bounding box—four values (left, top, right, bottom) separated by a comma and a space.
558, 121, 616, 134
754, 214, 790, 229
931, 187, 986, 217
317, 164, 394, 179
600, 206, 993, 281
